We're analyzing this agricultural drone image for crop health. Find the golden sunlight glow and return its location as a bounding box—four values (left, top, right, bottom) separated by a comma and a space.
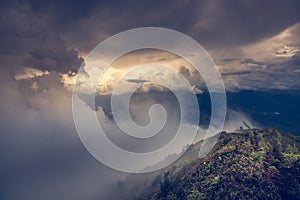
14, 67, 50, 80
243, 23, 299, 60
62, 49, 202, 94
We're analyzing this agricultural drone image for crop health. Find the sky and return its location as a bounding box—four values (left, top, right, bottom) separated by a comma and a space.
0, 0, 300, 199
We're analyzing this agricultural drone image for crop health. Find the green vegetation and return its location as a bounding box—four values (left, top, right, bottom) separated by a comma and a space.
187, 190, 205, 200
210, 175, 220, 185
139, 128, 300, 200
250, 147, 265, 162
282, 152, 300, 168
218, 145, 235, 155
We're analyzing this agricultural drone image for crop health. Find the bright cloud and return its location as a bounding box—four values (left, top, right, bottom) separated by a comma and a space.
14, 67, 50, 80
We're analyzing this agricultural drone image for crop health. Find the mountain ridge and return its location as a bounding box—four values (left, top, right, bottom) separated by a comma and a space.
139, 128, 300, 200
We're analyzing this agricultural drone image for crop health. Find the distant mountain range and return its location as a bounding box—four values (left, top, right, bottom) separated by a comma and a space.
191, 90, 300, 135
138, 128, 300, 200
224, 90, 300, 135
81, 90, 300, 135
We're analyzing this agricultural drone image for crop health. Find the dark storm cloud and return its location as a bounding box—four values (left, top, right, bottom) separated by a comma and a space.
61, 0, 300, 50
0, 2, 83, 74
190, 0, 300, 48
3, 0, 300, 54
1, 0, 300, 73
23, 35, 83, 73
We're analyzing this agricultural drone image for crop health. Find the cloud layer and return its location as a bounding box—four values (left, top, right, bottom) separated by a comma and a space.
1, 1, 300, 199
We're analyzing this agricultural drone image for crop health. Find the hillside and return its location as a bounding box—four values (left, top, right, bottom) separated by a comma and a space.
139, 129, 300, 200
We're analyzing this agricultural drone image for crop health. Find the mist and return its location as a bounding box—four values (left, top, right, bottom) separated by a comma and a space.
0, 71, 261, 200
